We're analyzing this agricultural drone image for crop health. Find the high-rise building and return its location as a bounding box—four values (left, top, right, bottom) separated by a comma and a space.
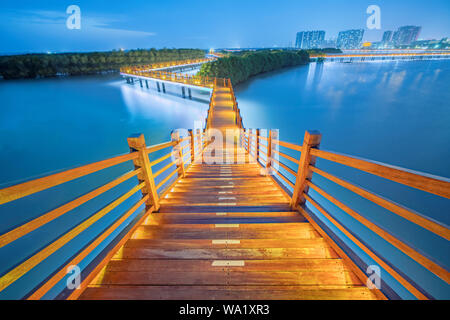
336, 29, 365, 49
295, 31, 326, 49
382, 31, 393, 43
392, 26, 421, 46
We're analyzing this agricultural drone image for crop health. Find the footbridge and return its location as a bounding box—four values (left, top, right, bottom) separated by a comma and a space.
310, 52, 450, 62
0, 58, 449, 300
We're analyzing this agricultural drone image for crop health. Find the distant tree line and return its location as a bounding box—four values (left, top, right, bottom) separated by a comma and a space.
198, 50, 310, 85
0, 49, 205, 80
306, 48, 342, 55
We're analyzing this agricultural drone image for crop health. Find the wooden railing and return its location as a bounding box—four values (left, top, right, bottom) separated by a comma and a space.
121, 69, 222, 89
241, 129, 450, 300
0, 129, 207, 299
120, 58, 214, 72
227, 78, 244, 129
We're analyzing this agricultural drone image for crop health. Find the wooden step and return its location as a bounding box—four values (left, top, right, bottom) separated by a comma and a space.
104, 258, 346, 272
80, 285, 378, 300
132, 223, 320, 239
90, 270, 360, 286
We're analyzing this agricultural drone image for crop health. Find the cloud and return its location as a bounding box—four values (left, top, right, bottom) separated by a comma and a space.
1, 9, 156, 37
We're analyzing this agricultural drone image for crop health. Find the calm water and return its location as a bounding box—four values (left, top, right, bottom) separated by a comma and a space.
0, 60, 449, 299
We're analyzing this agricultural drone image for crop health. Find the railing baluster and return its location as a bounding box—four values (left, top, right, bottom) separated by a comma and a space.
171, 130, 186, 178
256, 128, 260, 163
290, 130, 322, 208
127, 134, 160, 211
188, 129, 195, 163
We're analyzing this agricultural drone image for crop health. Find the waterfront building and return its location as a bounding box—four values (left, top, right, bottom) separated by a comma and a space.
382, 31, 393, 43
295, 30, 326, 49
392, 26, 421, 46
336, 29, 365, 49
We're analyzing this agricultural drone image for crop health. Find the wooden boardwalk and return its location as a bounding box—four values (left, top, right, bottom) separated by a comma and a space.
79, 84, 378, 300
1, 62, 448, 300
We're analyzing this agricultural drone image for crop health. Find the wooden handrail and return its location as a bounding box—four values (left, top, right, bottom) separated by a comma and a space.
27, 194, 149, 300
153, 160, 177, 179
310, 149, 450, 199
0, 182, 145, 293
0, 152, 138, 206
310, 166, 450, 241
145, 140, 176, 154
150, 151, 172, 167
307, 180, 449, 284
156, 167, 180, 190
246, 128, 449, 299
0, 169, 141, 249
272, 149, 300, 165
299, 195, 428, 300
0, 129, 206, 298
274, 139, 303, 152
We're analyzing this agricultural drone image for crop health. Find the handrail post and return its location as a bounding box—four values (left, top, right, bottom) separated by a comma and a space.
188, 129, 195, 163
171, 130, 186, 178
267, 130, 273, 170
290, 130, 322, 209
256, 128, 260, 163
127, 134, 160, 212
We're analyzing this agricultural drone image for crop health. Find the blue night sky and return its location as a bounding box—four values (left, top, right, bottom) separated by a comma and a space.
0, 0, 449, 54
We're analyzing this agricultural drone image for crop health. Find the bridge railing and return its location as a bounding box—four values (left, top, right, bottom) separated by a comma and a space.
242, 129, 450, 300
120, 58, 214, 72
226, 79, 244, 129
0, 129, 207, 299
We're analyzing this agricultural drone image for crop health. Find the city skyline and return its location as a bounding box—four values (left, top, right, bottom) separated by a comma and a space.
0, 0, 449, 54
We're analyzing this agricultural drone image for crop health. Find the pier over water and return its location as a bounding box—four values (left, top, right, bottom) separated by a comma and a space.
0, 58, 449, 300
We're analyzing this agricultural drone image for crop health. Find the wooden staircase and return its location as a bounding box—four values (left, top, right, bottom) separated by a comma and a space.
79, 158, 378, 299
79, 84, 378, 300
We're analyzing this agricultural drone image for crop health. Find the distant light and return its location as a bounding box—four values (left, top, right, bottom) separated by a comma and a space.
362, 42, 372, 47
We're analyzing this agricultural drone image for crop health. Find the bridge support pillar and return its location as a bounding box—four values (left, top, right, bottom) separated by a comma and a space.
139, 79, 143, 87
131, 78, 135, 84
145, 80, 149, 89
162, 83, 166, 93
156, 82, 161, 92
188, 88, 192, 99
127, 134, 160, 212
171, 131, 186, 178
290, 130, 322, 209
182, 87, 186, 98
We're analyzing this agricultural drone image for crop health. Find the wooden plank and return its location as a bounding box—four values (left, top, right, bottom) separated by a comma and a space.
124, 238, 325, 249
90, 270, 360, 286
105, 258, 346, 272
79, 285, 378, 300
116, 246, 338, 260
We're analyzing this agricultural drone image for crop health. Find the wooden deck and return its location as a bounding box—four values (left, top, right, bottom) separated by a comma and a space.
79, 85, 379, 300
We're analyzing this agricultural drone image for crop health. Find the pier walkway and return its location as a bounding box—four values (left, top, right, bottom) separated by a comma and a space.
0, 58, 448, 300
